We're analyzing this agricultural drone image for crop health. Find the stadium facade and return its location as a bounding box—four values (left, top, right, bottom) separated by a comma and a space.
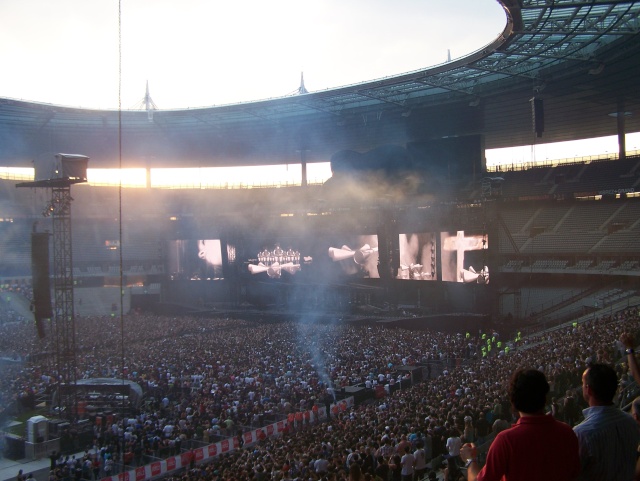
1, 0, 639, 331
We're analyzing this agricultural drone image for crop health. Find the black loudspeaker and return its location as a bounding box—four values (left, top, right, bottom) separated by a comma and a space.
531, 97, 544, 137
56, 153, 89, 181
31, 232, 52, 338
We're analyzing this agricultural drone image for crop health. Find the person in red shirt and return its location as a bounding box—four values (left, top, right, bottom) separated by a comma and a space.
460, 368, 580, 481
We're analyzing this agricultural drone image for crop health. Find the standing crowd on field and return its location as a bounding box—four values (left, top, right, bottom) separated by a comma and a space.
0, 300, 639, 481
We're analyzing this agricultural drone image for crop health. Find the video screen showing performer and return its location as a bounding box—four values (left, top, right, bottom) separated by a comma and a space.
397, 232, 436, 281
327, 234, 380, 278
440, 231, 488, 284
167, 239, 223, 280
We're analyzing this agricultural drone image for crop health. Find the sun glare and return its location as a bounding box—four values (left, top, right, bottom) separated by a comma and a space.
486, 133, 640, 170
150, 163, 333, 189
1, 133, 638, 189
87, 168, 147, 187
0, 167, 33, 181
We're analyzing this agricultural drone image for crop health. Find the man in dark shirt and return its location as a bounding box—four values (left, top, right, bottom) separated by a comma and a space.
474, 411, 490, 445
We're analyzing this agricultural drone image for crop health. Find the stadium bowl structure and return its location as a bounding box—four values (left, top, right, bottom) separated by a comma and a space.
0, 0, 639, 169
0, 0, 639, 324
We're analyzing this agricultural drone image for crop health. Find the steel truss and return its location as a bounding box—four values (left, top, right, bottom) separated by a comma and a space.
51, 185, 77, 419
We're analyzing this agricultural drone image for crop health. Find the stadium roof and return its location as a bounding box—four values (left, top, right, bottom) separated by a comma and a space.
0, 0, 639, 169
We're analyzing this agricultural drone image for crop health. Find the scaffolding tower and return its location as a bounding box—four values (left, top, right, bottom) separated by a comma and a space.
18, 154, 88, 420
51, 183, 77, 416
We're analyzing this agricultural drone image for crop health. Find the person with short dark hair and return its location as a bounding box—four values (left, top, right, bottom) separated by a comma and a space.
509, 368, 548, 413
460, 368, 580, 481
314, 452, 329, 476
400, 445, 415, 481
444, 457, 464, 481
574, 363, 640, 481
375, 455, 390, 481
349, 462, 363, 481
413, 440, 428, 480
445, 428, 462, 466
389, 453, 402, 481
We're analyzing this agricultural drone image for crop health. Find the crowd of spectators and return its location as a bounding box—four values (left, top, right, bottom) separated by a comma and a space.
0, 301, 638, 481
0, 280, 31, 326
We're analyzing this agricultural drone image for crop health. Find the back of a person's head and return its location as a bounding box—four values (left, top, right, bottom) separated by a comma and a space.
510, 368, 549, 414
492, 419, 510, 434
349, 463, 362, 481
585, 363, 618, 404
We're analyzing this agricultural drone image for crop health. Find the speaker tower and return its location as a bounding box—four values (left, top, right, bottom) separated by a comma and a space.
31, 232, 52, 338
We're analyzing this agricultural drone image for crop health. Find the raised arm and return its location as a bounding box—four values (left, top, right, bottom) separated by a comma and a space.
620, 332, 640, 385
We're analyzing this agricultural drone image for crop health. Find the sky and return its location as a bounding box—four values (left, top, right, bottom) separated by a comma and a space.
0, 0, 506, 110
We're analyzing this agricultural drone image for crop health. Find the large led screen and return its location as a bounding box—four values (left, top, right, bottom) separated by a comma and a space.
327, 234, 379, 278
397, 232, 436, 281
246, 243, 307, 279
167, 239, 223, 280
440, 231, 488, 284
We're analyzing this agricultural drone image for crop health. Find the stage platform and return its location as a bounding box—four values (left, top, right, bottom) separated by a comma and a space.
0, 448, 86, 481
